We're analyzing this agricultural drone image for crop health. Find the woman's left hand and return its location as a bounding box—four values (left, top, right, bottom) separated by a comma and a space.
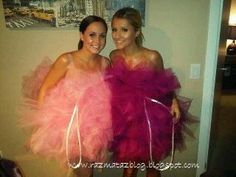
170, 98, 181, 124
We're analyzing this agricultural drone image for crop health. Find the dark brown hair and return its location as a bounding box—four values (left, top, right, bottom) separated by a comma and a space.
78, 15, 108, 50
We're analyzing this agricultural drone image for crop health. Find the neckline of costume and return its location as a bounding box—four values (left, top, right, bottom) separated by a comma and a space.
67, 54, 104, 74
113, 55, 155, 71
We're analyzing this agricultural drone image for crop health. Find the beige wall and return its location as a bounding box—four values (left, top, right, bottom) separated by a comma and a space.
0, 0, 210, 177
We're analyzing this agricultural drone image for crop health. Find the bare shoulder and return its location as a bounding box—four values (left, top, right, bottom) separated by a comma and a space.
143, 48, 162, 63
109, 49, 121, 60
53, 52, 71, 69
100, 55, 111, 69
109, 49, 118, 58
143, 48, 163, 70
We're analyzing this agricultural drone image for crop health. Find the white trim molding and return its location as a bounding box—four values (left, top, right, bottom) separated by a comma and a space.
196, 0, 224, 176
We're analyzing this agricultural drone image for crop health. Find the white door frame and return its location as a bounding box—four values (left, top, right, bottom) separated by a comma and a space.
196, 0, 224, 176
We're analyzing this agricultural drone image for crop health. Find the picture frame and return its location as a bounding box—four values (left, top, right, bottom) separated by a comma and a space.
2, 0, 145, 29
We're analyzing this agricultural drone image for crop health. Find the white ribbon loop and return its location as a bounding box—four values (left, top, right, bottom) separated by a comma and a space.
144, 97, 175, 171
66, 104, 82, 169
66, 98, 175, 171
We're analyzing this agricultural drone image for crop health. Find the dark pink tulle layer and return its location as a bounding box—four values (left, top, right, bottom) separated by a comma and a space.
105, 56, 190, 163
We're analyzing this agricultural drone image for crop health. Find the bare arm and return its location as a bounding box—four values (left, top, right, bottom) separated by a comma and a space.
151, 50, 181, 121
37, 55, 69, 104
149, 50, 164, 71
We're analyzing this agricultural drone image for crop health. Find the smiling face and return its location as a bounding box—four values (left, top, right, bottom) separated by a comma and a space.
80, 21, 107, 54
111, 18, 139, 49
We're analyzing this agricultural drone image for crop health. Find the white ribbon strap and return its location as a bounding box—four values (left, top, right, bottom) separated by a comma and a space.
144, 99, 153, 162
144, 97, 175, 171
65, 104, 82, 169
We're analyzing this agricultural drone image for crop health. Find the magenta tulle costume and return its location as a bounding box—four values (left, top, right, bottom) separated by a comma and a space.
20, 56, 113, 167
105, 56, 191, 163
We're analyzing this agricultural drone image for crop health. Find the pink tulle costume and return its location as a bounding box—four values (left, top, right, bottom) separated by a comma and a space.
20, 55, 113, 168
105, 56, 191, 164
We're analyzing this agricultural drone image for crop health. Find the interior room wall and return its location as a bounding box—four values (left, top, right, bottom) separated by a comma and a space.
0, 0, 210, 176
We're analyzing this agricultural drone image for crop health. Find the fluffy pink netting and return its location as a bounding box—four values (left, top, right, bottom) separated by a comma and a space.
19, 58, 113, 167
21, 58, 52, 100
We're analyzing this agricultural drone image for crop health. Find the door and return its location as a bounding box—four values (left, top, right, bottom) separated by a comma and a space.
196, 0, 231, 176
207, 0, 231, 169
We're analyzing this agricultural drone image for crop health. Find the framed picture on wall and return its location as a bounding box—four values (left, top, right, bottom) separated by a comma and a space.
2, 0, 145, 29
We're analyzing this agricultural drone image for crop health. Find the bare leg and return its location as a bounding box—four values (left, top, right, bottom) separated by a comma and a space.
146, 168, 161, 177
123, 168, 138, 177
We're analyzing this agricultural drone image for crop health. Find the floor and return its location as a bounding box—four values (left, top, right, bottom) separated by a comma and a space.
202, 94, 236, 177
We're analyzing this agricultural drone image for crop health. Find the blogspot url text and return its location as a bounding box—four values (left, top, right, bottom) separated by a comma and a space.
76, 162, 200, 171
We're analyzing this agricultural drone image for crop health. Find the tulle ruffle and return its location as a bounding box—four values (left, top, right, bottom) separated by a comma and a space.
19, 58, 113, 167
105, 56, 195, 163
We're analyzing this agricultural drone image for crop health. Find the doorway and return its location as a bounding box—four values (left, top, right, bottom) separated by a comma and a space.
197, 0, 236, 176
207, 0, 236, 175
